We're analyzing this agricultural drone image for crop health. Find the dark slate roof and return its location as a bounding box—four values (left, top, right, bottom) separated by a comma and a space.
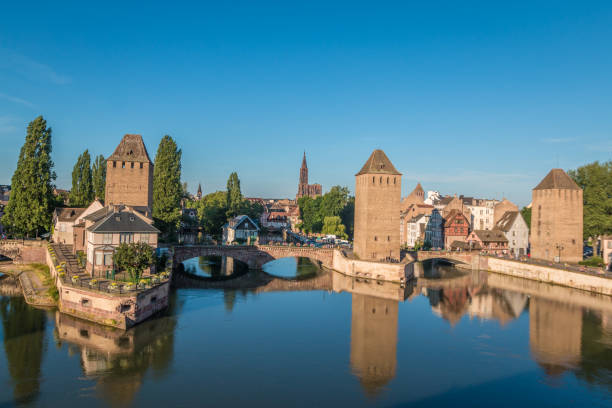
356, 150, 401, 176
495, 211, 519, 232
88, 210, 159, 233
107, 134, 152, 163
84, 206, 112, 222
54, 207, 87, 222
472, 229, 508, 243
534, 169, 581, 190
224, 215, 260, 231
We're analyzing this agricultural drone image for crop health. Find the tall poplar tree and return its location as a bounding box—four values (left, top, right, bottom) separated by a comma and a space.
153, 135, 182, 236
69, 149, 94, 207
92, 154, 106, 202
2, 116, 56, 237
226, 172, 242, 218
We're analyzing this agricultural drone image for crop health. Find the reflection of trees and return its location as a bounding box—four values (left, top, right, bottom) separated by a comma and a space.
295, 257, 319, 280
0, 295, 46, 405
572, 311, 612, 393
350, 294, 398, 396
55, 291, 179, 407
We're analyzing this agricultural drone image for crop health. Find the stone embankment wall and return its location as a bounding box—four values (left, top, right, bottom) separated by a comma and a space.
332, 250, 413, 283
46, 249, 169, 329
481, 257, 612, 297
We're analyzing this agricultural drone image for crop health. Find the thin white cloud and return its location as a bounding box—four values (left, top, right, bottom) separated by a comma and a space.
587, 142, 612, 153
0, 49, 71, 85
0, 116, 19, 134
0, 92, 34, 108
541, 137, 575, 143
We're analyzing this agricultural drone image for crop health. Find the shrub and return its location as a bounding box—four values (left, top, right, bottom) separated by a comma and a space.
579, 256, 605, 268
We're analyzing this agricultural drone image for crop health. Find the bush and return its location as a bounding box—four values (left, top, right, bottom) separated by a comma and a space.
579, 256, 605, 268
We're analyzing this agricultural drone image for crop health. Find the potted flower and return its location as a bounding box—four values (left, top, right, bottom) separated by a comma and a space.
108, 282, 119, 291
89, 279, 98, 287
124, 283, 135, 291
151, 275, 160, 284
71, 275, 79, 283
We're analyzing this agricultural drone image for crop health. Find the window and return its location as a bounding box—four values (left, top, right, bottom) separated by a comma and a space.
81, 298, 90, 307
113, 161, 116, 168
95, 252, 103, 265
104, 253, 113, 265
387, 236, 390, 241
608, 241, 612, 249
120, 233, 133, 243
141, 234, 149, 243
372, 177, 375, 184
103, 233, 112, 244
122, 162, 125, 168
131, 162, 134, 168
374, 236, 378, 241
140, 162, 143, 169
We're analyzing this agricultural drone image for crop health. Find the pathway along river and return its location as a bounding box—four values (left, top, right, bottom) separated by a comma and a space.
1, 259, 612, 407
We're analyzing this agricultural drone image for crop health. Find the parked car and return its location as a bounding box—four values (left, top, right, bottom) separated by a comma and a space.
583, 246, 593, 258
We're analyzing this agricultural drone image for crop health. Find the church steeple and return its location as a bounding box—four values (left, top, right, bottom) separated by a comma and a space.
299, 151, 308, 185
197, 183, 202, 200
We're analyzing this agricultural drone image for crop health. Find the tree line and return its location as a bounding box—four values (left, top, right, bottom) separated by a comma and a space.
297, 186, 354, 239
184, 172, 264, 239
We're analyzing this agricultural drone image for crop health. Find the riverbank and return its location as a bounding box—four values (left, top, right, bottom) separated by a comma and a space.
0, 262, 57, 307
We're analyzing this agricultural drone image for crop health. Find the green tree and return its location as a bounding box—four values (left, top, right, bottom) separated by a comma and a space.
521, 206, 532, 231
340, 196, 355, 239
298, 196, 322, 233
69, 149, 94, 207
226, 172, 243, 218
321, 216, 348, 239
112, 242, 155, 283
152, 135, 183, 237
196, 191, 229, 238
2, 116, 56, 237
319, 186, 350, 217
569, 161, 612, 239
92, 154, 106, 202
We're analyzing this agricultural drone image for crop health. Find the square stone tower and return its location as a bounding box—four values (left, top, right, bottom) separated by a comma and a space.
105, 134, 154, 211
354, 149, 402, 261
531, 168, 583, 263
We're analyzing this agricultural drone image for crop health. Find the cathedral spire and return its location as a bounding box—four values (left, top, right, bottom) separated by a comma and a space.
301, 151, 307, 169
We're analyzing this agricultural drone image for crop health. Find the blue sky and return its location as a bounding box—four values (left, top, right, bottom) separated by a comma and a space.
1, 1, 611, 207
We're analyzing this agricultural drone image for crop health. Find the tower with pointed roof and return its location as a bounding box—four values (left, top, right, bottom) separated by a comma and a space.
196, 183, 202, 200
354, 149, 402, 261
531, 168, 583, 263
105, 134, 154, 211
296, 152, 322, 199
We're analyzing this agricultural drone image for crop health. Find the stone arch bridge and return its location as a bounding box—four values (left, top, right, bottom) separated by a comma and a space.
406, 250, 486, 270
0, 240, 46, 263
172, 245, 335, 270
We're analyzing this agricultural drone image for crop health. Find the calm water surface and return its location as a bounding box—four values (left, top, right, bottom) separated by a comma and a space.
1, 258, 612, 407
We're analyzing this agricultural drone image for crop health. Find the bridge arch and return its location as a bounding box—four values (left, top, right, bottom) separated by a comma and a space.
172, 245, 335, 271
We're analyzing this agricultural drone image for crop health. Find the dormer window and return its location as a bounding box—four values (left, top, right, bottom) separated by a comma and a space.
129, 216, 134, 222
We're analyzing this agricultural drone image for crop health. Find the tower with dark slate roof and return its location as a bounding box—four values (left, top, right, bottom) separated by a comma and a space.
531, 168, 583, 263
354, 149, 402, 261
105, 134, 154, 211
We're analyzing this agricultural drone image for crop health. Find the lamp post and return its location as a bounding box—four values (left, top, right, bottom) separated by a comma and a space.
555, 243, 564, 263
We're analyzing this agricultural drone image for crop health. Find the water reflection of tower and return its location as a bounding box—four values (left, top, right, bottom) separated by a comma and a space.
221, 256, 235, 276
350, 294, 398, 396
529, 297, 582, 376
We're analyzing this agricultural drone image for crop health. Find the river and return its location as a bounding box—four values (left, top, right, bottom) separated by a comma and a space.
1, 257, 611, 407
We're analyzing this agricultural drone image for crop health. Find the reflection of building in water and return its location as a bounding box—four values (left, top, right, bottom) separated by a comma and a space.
468, 290, 528, 325
55, 309, 176, 406
529, 298, 582, 375
221, 256, 235, 277
350, 294, 398, 396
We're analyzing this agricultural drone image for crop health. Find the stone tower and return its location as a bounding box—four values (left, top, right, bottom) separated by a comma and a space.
196, 183, 202, 200
105, 134, 154, 211
354, 149, 402, 261
531, 168, 583, 263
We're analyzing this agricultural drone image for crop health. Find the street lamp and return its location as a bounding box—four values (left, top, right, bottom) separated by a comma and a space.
555, 243, 564, 262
